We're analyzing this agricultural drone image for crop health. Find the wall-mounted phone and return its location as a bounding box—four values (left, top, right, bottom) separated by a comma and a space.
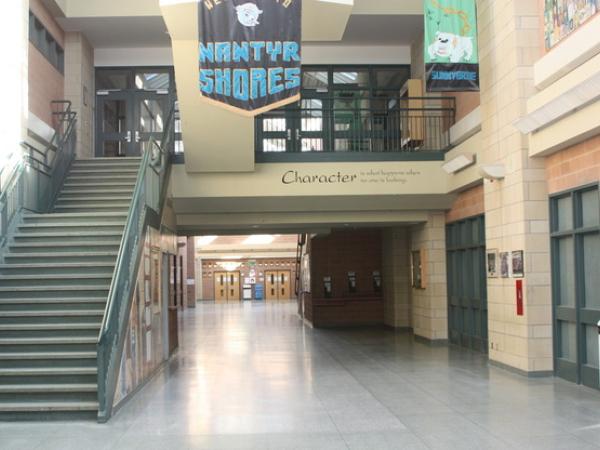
347, 271, 357, 293
323, 276, 332, 298
372, 271, 382, 293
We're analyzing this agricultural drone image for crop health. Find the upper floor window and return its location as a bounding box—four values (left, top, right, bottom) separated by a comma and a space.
29, 11, 64, 74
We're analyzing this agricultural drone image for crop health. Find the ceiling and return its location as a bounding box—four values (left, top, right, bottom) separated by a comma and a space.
340, 15, 423, 45
56, 13, 423, 49
57, 16, 171, 48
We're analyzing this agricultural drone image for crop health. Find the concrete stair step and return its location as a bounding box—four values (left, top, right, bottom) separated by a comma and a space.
0, 337, 97, 345
0, 310, 104, 318
0, 263, 115, 276
0, 274, 112, 288
17, 223, 125, 234
0, 367, 97, 376
61, 182, 136, 190
64, 175, 137, 183
53, 205, 130, 213
54, 200, 132, 209
22, 212, 128, 223
58, 192, 133, 201
73, 157, 141, 162
0, 384, 97, 394
4, 252, 118, 264
0, 287, 109, 301
0, 401, 98, 412
0, 323, 101, 331
0, 352, 96, 360
8, 241, 121, 253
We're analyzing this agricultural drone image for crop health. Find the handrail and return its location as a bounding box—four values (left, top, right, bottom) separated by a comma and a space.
97, 107, 175, 423
256, 95, 456, 154
0, 101, 76, 255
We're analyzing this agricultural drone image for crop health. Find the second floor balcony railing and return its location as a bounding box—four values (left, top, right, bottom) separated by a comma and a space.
255, 94, 456, 160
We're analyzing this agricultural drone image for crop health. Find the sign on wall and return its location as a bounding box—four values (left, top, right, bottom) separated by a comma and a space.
544, 0, 598, 50
198, 0, 302, 116
424, 0, 480, 92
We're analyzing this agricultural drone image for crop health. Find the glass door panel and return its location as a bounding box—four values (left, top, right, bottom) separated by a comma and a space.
135, 92, 168, 156
96, 92, 134, 157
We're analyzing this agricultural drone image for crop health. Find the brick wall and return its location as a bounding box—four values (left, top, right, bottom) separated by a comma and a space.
545, 136, 600, 194
446, 184, 485, 223
28, 0, 64, 127
310, 229, 382, 299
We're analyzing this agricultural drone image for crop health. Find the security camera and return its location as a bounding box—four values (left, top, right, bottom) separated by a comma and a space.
479, 164, 505, 181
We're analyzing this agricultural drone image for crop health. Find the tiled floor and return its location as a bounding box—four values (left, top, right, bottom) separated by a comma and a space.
2, 301, 600, 449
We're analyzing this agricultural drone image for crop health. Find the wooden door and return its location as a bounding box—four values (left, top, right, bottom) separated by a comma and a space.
227, 271, 241, 302
278, 271, 291, 300
265, 271, 278, 301
214, 272, 228, 303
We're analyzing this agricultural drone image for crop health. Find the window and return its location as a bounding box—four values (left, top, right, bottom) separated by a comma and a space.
28, 11, 64, 75
551, 184, 600, 390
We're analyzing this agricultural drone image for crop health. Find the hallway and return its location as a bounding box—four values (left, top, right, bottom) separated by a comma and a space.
2, 302, 600, 449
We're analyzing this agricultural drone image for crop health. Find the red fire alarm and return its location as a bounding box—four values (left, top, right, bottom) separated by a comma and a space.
516, 280, 524, 316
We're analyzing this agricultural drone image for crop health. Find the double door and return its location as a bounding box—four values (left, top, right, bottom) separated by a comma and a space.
214, 271, 241, 303
258, 97, 330, 153
446, 216, 488, 353
265, 271, 291, 301
96, 90, 169, 157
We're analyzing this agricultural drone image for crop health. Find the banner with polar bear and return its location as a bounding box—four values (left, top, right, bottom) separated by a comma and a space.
199, 0, 302, 116
424, 0, 479, 92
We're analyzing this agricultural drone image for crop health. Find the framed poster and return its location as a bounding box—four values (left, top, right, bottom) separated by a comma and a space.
500, 252, 511, 278
512, 250, 524, 278
544, 0, 598, 50
411, 249, 426, 289
486, 249, 499, 278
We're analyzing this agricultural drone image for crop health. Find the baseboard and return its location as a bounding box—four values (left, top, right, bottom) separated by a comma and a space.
414, 335, 449, 347
489, 360, 554, 378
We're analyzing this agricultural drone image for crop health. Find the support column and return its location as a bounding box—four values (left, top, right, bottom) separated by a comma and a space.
64, 32, 94, 158
478, 0, 552, 374
410, 213, 448, 342
382, 228, 411, 329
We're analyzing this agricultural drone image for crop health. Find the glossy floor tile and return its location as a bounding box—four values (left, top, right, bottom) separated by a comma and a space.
2, 301, 600, 449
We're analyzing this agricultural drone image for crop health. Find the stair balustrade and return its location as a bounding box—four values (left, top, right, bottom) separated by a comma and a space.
96, 108, 175, 422
0, 101, 77, 255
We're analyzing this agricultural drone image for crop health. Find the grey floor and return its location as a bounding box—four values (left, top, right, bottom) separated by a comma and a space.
2, 302, 600, 450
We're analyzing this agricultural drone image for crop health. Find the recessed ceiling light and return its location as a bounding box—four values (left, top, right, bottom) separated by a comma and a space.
243, 235, 275, 245
197, 235, 218, 246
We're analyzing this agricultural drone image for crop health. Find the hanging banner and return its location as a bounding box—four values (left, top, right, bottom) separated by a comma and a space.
198, 0, 302, 116
424, 0, 479, 92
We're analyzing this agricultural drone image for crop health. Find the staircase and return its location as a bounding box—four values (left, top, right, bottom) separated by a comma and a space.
0, 157, 140, 420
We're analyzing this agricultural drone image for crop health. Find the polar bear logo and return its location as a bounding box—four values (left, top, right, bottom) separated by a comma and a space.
428, 31, 473, 63
236, 3, 263, 27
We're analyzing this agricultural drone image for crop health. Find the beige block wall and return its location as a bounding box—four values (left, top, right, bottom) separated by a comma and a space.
410, 213, 448, 341
478, 0, 552, 373
382, 228, 411, 328
64, 32, 94, 158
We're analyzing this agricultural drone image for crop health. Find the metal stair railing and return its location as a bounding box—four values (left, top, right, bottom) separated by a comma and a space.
97, 107, 175, 423
0, 100, 77, 254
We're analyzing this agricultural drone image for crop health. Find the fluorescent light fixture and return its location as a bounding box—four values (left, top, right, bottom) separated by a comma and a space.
196, 235, 218, 246
217, 261, 242, 272
243, 235, 275, 245
442, 153, 476, 174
